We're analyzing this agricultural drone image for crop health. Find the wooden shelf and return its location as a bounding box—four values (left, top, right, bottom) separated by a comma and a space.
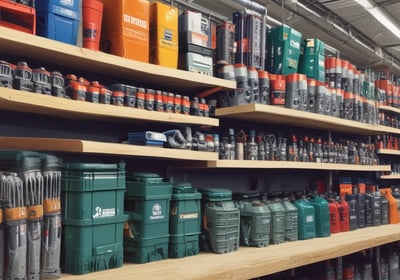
205, 160, 391, 171
216, 103, 400, 135
380, 174, 400, 179
377, 149, 400, 156
0, 87, 219, 126
0, 137, 218, 161
60, 224, 400, 280
0, 27, 235, 94
379, 105, 400, 115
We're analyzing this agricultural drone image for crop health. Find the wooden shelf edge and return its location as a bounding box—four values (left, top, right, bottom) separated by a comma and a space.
0, 88, 219, 127
377, 149, 400, 156
0, 27, 235, 91
216, 104, 400, 135
206, 160, 391, 171
60, 224, 400, 280
0, 137, 218, 161
380, 175, 400, 179
379, 105, 400, 115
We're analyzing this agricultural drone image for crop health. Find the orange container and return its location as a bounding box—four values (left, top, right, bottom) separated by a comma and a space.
149, 1, 178, 68
380, 188, 400, 224
82, 0, 103, 50
101, 0, 149, 62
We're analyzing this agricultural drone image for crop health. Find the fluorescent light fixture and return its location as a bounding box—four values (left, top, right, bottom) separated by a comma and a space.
354, 0, 400, 40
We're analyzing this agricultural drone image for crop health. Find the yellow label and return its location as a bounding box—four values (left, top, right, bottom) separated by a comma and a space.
28, 205, 44, 220
44, 199, 61, 213
5, 207, 27, 221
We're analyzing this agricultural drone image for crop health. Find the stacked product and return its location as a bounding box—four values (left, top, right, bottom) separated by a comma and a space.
178, 10, 213, 75
61, 162, 127, 275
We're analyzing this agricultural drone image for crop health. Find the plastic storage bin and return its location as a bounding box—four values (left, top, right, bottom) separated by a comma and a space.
169, 183, 201, 258
61, 215, 127, 275
36, 0, 80, 45
61, 163, 126, 222
124, 173, 172, 263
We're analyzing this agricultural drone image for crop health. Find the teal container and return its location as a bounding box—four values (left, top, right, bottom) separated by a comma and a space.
235, 197, 271, 247
169, 183, 201, 258
124, 173, 172, 239
123, 235, 169, 264
266, 24, 302, 75
61, 215, 128, 275
294, 197, 316, 240
265, 198, 285, 244
123, 173, 172, 264
281, 197, 298, 242
61, 163, 126, 222
298, 38, 325, 82
308, 195, 331, 237
199, 188, 240, 254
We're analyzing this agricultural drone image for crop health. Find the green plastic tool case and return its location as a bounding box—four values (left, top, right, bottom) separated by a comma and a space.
169, 183, 202, 258
124, 173, 172, 263
61, 163, 127, 275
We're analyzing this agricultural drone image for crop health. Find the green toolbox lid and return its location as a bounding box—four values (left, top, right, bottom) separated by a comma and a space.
63, 163, 121, 171
172, 183, 201, 200
129, 172, 165, 184
198, 188, 232, 201
233, 191, 260, 201
126, 172, 172, 198
40, 154, 62, 172
0, 150, 41, 172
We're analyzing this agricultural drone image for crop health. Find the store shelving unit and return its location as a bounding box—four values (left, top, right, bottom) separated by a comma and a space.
1, 28, 400, 280
60, 224, 400, 280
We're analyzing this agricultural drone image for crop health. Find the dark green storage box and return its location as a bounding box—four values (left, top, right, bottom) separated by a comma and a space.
124, 236, 169, 264
169, 234, 199, 258
61, 215, 128, 275
299, 38, 325, 82
198, 188, 240, 254
169, 183, 201, 258
124, 173, 172, 239
266, 24, 302, 75
124, 173, 172, 263
61, 163, 126, 221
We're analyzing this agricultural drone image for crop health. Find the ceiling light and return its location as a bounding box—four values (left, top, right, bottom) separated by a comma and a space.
354, 0, 400, 40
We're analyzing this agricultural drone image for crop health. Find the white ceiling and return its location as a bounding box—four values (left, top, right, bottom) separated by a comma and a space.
188, 0, 400, 75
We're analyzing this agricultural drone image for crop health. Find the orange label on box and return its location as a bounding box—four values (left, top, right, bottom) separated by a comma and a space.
28, 205, 43, 220
44, 199, 61, 213
340, 184, 352, 198
5, 207, 27, 221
